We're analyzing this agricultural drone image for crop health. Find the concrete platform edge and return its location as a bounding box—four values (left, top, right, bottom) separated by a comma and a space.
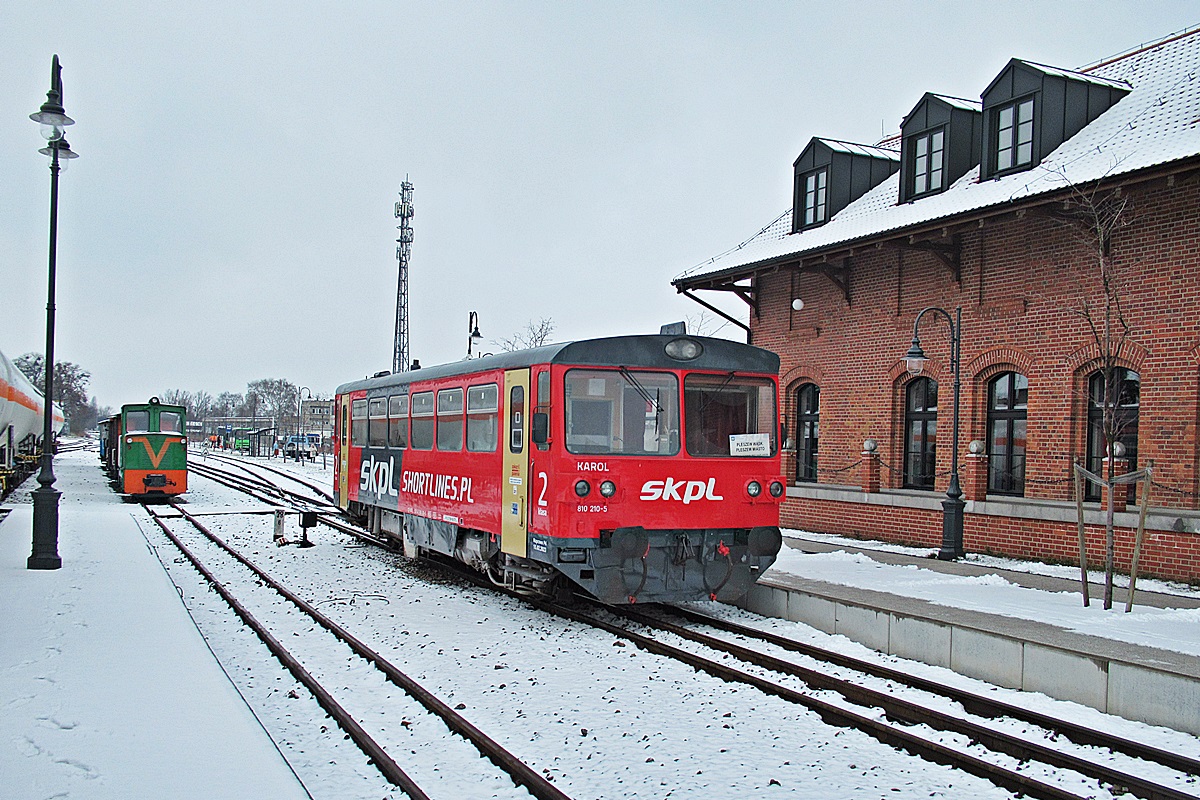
732, 580, 1200, 737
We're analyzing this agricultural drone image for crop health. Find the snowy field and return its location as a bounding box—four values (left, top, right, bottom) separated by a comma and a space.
2, 445, 1198, 799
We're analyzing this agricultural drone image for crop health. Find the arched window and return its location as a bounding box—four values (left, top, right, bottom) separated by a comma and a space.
795, 383, 819, 482
1086, 368, 1139, 502
987, 372, 1028, 495
904, 377, 938, 489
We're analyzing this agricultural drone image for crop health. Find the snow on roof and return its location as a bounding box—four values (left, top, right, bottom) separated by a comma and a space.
928, 93, 982, 112
678, 27, 1200, 286
818, 137, 900, 160
999, 58, 1133, 93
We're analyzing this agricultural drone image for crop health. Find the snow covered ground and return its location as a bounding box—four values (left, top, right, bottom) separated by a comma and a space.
204, 446, 1200, 656
3, 445, 1198, 799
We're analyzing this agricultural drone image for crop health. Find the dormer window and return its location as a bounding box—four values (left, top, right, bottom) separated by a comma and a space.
802, 168, 828, 226
980, 60, 1129, 180
791, 138, 898, 232
898, 94, 980, 204
911, 129, 944, 196
995, 97, 1034, 172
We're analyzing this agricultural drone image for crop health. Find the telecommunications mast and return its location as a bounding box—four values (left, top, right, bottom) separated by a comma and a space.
393, 179, 415, 373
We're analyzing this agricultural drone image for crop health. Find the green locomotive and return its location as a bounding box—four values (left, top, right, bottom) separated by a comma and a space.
99, 397, 188, 496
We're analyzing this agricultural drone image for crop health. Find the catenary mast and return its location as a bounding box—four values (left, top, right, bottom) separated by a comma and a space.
393, 179, 414, 373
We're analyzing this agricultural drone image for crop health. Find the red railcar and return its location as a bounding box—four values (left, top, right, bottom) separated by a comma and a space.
334, 335, 784, 604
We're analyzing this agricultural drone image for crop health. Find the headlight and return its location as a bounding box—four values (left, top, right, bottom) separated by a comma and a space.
664, 337, 703, 361
599, 480, 616, 498
746, 481, 762, 498
769, 481, 784, 498
575, 480, 591, 498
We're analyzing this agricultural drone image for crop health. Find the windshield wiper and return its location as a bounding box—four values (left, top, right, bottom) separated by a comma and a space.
695, 371, 739, 417
619, 367, 664, 433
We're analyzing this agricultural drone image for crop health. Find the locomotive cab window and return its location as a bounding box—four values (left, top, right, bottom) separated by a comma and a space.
563, 369, 679, 456
388, 394, 409, 449
684, 374, 777, 457
436, 388, 463, 451
410, 392, 434, 450
351, 399, 368, 446
368, 398, 387, 447
466, 384, 498, 452
126, 410, 150, 432
160, 411, 182, 433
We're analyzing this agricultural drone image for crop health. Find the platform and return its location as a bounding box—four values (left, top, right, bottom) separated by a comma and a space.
740, 535, 1200, 736
0, 452, 310, 799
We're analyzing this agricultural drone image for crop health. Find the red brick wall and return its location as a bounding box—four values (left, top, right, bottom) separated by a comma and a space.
756, 175, 1200, 581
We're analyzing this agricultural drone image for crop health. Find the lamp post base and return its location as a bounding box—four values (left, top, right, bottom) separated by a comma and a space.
937, 493, 966, 561
29, 484, 62, 570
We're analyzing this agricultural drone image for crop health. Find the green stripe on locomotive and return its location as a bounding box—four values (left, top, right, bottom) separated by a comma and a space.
120, 398, 188, 472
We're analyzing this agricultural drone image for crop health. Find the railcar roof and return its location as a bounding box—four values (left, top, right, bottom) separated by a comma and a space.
335, 335, 780, 395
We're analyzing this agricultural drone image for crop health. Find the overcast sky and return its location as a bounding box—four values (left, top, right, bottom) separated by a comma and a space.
1, 2, 1195, 408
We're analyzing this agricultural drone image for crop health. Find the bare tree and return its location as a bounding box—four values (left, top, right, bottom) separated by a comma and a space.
245, 378, 299, 424
159, 389, 193, 408
212, 392, 242, 417
685, 310, 731, 337
492, 317, 556, 352
1051, 173, 1139, 608
191, 390, 214, 421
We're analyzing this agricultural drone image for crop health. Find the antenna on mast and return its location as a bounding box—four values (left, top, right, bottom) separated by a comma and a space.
393, 178, 414, 373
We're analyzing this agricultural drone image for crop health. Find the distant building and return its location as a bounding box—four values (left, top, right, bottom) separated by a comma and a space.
300, 399, 334, 442
675, 28, 1200, 582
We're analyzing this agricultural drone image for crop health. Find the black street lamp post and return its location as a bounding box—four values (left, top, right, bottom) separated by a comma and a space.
298, 387, 312, 462
466, 311, 482, 359
904, 306, 965, 561
28, 55, 78, 571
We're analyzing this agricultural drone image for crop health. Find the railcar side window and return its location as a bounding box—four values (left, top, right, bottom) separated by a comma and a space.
563, 369, 679, 456
410, 392, 434, 450
466, 384, 498, 452
126, 410, 150, 432
159, 411, 182, 433
351, 399, 368, 446
436, 388, 464, 451
368, 398, 387, 447
683, 374, 777, 457
388, 394, 409, 449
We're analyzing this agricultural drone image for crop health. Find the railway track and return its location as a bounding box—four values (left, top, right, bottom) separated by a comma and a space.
186, 456, 1200, 799
146, 501, 572, 800
418, 561, 1197, 800
199, 450, 336, 503
586, 602, 1200, 800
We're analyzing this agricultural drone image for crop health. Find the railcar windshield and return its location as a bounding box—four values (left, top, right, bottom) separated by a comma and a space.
684, 374, 777, 457
160, 411, 182, 432
563, 369, 679, 456
126, 410, 150, 432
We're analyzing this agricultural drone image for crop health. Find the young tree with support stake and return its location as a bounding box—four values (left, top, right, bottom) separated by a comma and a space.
1052, 169, 1146, 610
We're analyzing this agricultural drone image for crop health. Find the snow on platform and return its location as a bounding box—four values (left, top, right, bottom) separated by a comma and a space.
0, 453, 309, 800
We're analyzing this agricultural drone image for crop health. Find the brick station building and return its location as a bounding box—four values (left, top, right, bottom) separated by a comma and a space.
675, 28, 1200, 582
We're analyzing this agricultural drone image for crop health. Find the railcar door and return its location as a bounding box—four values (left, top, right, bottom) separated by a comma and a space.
337, 395, 351, 508
501, 369, 530, 556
